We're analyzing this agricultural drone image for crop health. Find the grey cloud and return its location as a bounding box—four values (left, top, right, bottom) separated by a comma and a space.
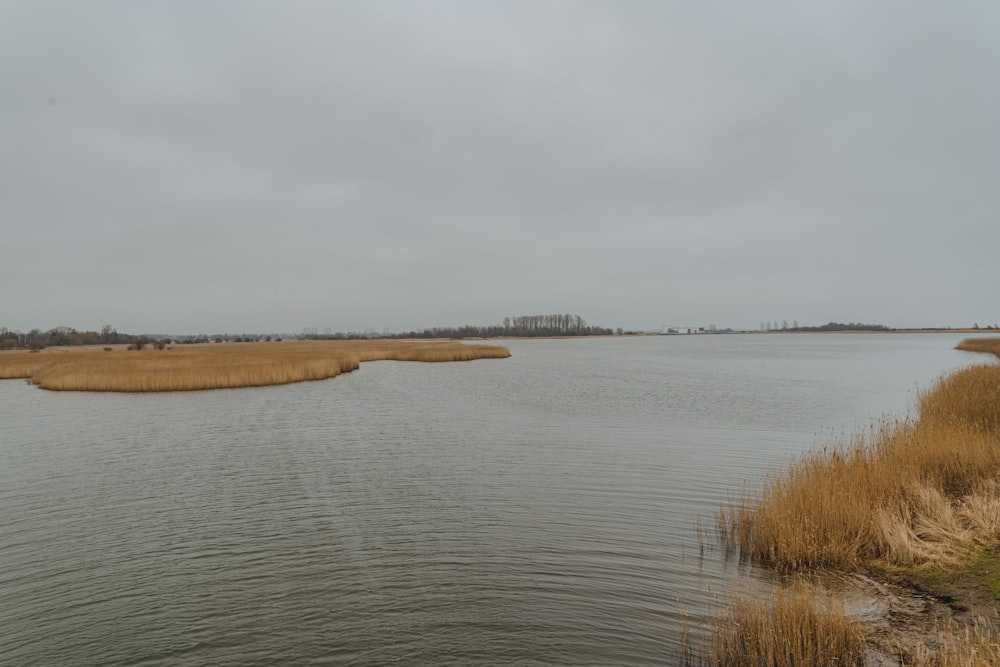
2, 1, 998, 333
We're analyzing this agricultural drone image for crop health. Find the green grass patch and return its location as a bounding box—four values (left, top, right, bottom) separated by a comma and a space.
876, 544, 1000, 611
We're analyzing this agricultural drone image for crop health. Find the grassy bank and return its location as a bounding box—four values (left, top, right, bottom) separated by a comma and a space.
0, 340, 510, 392
683, 582, 867, 667
720, 338, 1000, 569
709, 338, 1000, 664
696, 576, 1000, 666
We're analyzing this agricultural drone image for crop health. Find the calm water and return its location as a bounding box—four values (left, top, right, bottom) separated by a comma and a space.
0, 334, 991, 665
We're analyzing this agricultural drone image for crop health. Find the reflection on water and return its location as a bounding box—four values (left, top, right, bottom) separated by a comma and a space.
0, 334, 984, 665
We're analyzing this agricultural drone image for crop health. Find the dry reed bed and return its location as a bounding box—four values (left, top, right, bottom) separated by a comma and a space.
909, 615, 1000, 667
0, 340, 511, 392
695, 584, 867, 667
709, 338, 1000, 665
691, 589, 1000, 667
955, 337, 1000, 357
720, 340, 1000, 570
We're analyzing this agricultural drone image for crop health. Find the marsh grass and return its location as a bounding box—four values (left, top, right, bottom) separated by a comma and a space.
956, 337, 1000, 357
709, 338, 1000, 665
711, 583, 867, 667
682, 581, 866, 667
0, 340, 510, 392
918, 360, 1000, 433
719, 417, 1000, 570
910, 615, 1000, 666
720, 343, 1000, 571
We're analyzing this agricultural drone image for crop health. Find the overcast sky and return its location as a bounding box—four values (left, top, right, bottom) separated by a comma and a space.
3, 1, 998, 334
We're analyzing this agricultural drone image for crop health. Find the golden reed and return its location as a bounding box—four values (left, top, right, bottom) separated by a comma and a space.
0, 340, 510, 392
713, 583, 865, 667
707, 337, 1000, 666
719, 338, 1000, 570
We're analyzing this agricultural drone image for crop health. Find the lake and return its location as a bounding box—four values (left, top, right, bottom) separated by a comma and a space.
0, 333, 990, 665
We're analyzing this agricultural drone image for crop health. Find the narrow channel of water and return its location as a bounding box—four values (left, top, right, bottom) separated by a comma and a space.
0, 334, 986, 665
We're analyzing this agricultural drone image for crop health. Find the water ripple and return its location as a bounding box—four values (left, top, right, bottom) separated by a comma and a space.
0, 334, 976, 665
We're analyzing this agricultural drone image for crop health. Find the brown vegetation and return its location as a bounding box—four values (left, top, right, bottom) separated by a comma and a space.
704, 583, 867, 667
709, 338, 1000, 665
956, 337, 1000, 357
908, 615, 1000, 666
0, 340, 510, 392
719, 340, 1000, 570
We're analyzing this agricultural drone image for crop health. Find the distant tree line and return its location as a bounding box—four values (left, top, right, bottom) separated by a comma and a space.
0, 325, 285, 351
300, 314, 615, 340
402, 314, 613, 339
0, 324, 137, 350
789, 322, 891, 332
1, 314, 614, 350
761, 320, 999, 332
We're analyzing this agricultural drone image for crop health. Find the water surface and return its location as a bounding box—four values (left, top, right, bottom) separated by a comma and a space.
0, 334, 989, 665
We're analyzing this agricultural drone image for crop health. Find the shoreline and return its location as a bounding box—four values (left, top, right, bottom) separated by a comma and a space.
0, 340, 511, 392
707, 337, 1000, 664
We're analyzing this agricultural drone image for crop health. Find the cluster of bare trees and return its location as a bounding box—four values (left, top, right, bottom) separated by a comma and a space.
295, 314, 614, 340
395, 314, 614, 339
800, 322, 891, 331
500, 314, 603, 336
761, 321, 890, 332
0, 324, 132, 350
760, 321, 800, 331
2, 314, 616, 350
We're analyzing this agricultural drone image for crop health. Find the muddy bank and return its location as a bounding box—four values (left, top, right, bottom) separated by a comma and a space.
709, 337, 1000, 665
841, 572, 983, 665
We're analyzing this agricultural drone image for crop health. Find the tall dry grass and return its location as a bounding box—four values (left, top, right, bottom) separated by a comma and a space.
956, 337, 1000, 357
709, 338, 1000, 666
719, 416, 1000, 570
710, 582, 867, 667
0, 340, 510, 392
691, 586, 1000, 667
720, 341, 1000, 571
921, 347, 1000, 433
910, 615, 1000, 667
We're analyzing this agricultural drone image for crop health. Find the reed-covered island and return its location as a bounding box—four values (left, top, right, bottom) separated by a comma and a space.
0, 340, 510, 392
700, 338, 1000, 666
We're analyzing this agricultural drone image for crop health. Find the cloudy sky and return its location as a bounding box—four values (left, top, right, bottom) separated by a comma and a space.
3, 1, 998, 334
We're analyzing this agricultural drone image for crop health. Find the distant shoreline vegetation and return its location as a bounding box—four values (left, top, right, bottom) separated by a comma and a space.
0, 340, 511, 392
326, 314, 616, 340
3, 317, 997, 352
785, 321, 891, 332
702, 337, 1000, 665
0, 314, 616, 351
762, 321, 1000, 332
